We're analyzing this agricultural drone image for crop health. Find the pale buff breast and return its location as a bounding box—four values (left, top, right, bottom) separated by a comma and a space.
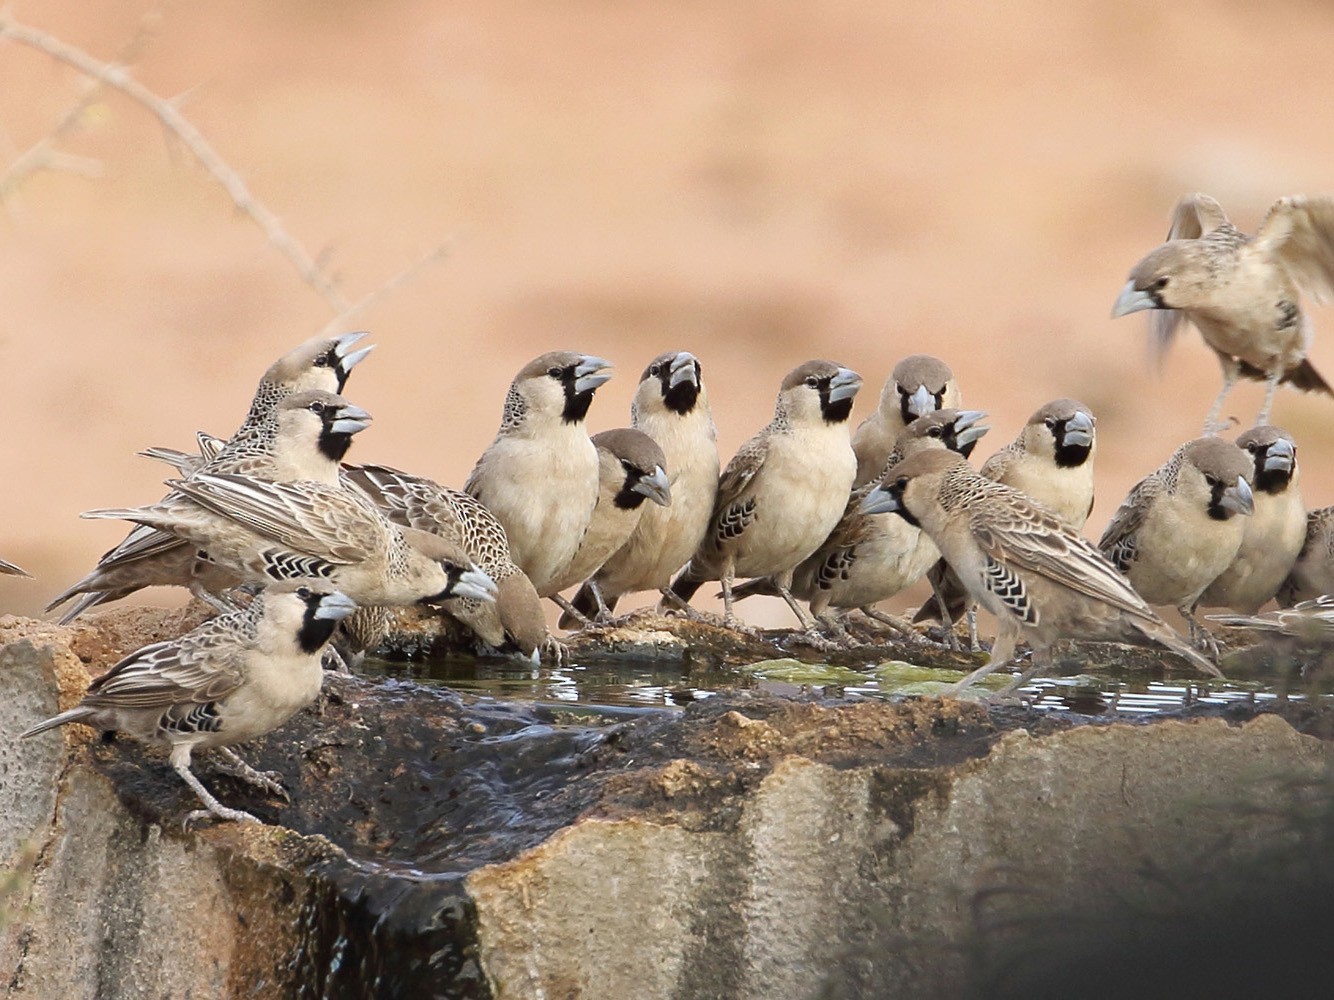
1200, 489, 1307, 613
1127, 499, 1246, 608
999, 456, 1095, 530
731, 427, 855, 579
211, 651, 323, 746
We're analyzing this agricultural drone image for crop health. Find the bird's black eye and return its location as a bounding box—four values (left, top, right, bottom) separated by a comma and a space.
1044, 417, 1057, 428
1153, 276, 1170, 291
805, 376, 819, 388
314, 353, 332, 368
1204, 473, 1219, 486
309, 401, 327, 415
296, 586, 312, 599
927, 426, 942, 437
895, 476, 909, 490
547, 366, 563, 378
649, 363, 661, 377
1245, 442, 1259, 452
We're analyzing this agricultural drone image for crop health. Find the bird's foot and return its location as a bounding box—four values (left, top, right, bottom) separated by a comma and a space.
856, 608, 926, 643
212, 753, 289, 800
321, 647, 354, 674
795, 627, 845, 654
183, 805, 261, 830
542, 635, 571, 665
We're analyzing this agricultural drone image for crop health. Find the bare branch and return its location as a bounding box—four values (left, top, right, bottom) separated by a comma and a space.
0, 11, 348, 312
314, 240, 455, 340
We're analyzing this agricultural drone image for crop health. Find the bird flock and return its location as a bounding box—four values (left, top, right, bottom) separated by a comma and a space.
14, 191, 1334, 825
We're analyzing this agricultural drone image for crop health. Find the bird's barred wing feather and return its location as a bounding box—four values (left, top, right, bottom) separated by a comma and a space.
1096, 476, 1159, 574
83, 616, 248, 710
1258, 195, 1334, 305
979, 442, 1019, 482
972, 499, 1158, 622
171, 474, 375, 563
708, 436, 767, 545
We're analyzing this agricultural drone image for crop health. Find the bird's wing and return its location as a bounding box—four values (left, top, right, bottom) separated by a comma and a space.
979, 442, 1018, 482
972, 498, 1156, 620
171, 474, 375, 563
1096, 475, 1158, 574
1167, 192, 1230, 241
708, 435, 767, 545
83, 615, 247, 710
1258, 195, 1334, 304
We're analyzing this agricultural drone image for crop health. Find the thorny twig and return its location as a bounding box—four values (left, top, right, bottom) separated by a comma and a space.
313, 240, 455, 340
0, 10, 349, 312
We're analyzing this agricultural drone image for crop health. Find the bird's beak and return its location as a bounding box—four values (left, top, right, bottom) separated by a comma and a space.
334, 331, 376, 374
1263, 438, 1295, 474
668, 351, 699, 388
906, 384, 934, 419
1221, 476, 1255, 516
953, 410, 991, 450
860, 484, 902, 516
633, 465, 672, 507
452, 565, 500, 604
1111, 281, 1158, 318
1062, 409, 1095, 449
314, 590, 359, 621
331, 403, 373, 437
827, 367, 863, 404
575, 356, 614, 395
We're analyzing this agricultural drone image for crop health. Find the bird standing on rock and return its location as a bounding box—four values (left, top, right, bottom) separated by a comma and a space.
465, 352, 612, 597
548, 428, 670, 622
564, 351, 720, 624
669, 360, 862, 630
22, 581, 359, 825
852, 354, 961, 487
1098, 437, 1254, 652
1200, 426, 1306, 615
1112, 193, 1334, 433
862, 450, 1222, 695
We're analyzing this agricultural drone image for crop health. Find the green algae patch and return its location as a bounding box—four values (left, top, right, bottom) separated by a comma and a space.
739, 658, 870, 685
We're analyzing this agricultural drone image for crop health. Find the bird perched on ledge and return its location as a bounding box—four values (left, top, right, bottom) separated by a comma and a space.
862, 450, 1221, 694
1112, 192, 1334, 433
1277, 505, 1334, 607
669, 360, 862, 630
23, 581, 358, 825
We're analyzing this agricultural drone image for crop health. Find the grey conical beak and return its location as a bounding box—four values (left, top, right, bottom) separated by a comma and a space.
860, 484, 902, 516
1221, 476, 1255, 516
453, 565, 499, 604
1263, 438, 1295, 474
827, 367, 863, 404
575, 356, 614, 395
1062, 409, 1095, 449
330, 403, 373, 436
314, 590, 360, 621
632, 465, 672, 507
668, 352, 700, 388
952, 410, 990, 450
906, 384, 934, 419
1111, 281, 1158, 318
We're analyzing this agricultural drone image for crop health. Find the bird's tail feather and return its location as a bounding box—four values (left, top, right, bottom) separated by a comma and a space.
22, 706, 96, 739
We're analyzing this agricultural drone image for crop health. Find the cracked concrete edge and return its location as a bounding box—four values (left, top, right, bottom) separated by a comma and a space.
465, 718, 1330, 1000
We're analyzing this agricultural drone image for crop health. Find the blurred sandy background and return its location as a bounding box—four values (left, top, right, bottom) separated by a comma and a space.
1, 0, 1332, 626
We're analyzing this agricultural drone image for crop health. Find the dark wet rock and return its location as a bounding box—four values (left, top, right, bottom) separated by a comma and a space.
4, 608, 1334, 999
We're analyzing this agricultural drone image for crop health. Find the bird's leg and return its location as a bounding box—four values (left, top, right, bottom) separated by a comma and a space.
720, 562, 741, 629
321, 646, 353, 674
1256, 368, 1281, 427
657, 587, 712, 622
541, 634, 571, 665
212, 746, 288, 800
588, 581, 613, 623
948, 623, 1018, 695
1180, 603, 1220, 659
965, 607, 979, 652
173, 747, 259, 826
927, 577, 964, 652
551, 594, 594, 629
1203, 359, 1240, 436
189, 582, 241, 617
858, 606, 922, 641
775, 571, 818, 631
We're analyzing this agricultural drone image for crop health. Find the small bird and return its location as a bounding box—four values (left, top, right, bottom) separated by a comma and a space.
852, 354, 961, 487
669, 361, 862, 629
916, 399, 1097, 634
1098, 437, 1255, 650
1210, 595, 1334, 643
862, 449, 1222, 693
48, 391, 373, 621
731, 408, 989, 637
83, 472, 498, 610
1112, 193, 1334, 432
548, 428, 670, 622
1200, 426, 1306, 614
22, 581, 359, 825
343, 463, 548, 658
1277, 506, 1334, 607
563, 351, 720, 624
465, 352, 612, 596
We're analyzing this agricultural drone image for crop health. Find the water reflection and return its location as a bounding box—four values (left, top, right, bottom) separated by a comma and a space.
362, 650, 1325, 717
